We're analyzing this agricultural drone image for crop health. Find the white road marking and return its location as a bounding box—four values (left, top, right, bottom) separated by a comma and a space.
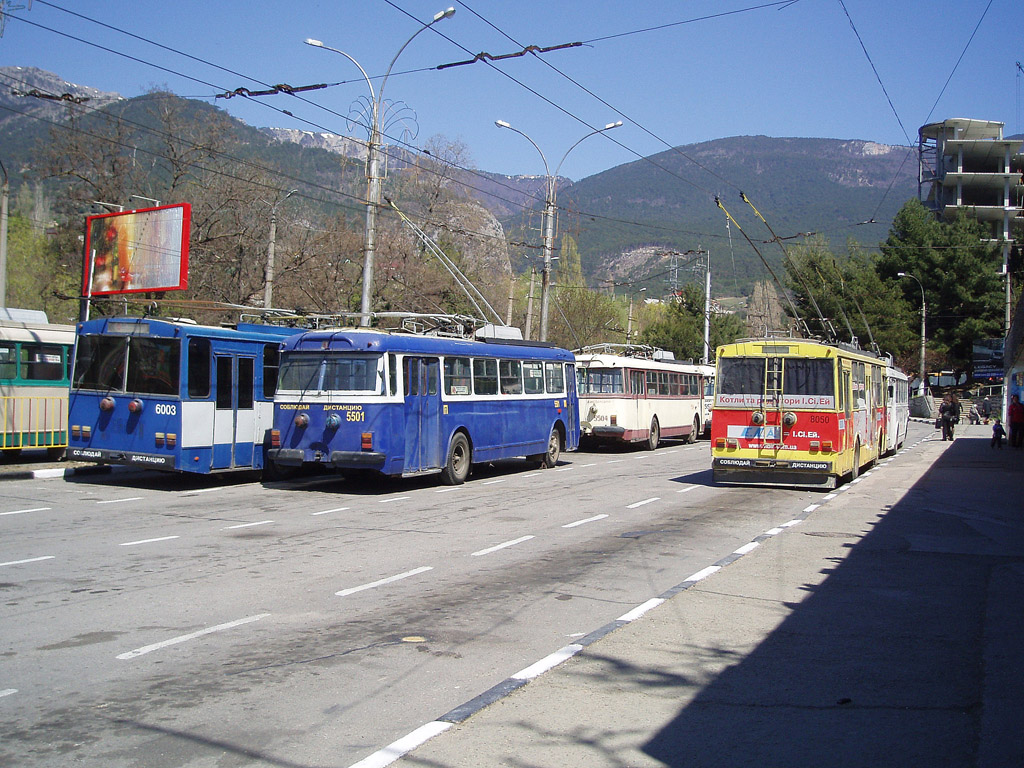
182, 487, 224, 495
336, 566, 433, 597
733, 542, 760, 555
764, 527, 785, 536
618, 598, 664, 622
120, 536, 180, 547
803, 504, 819, 513
435, 487, 460, 493
676, 485, 698, 494
471, 536, 535, 557
605, 459, 624, 464
519, 472, 542, 479
685, 565, 721, 582
347, 721, 453, 768
578, 462, 598, 468
626, 497, 660, 509
223, 520, 273, 530
0, 688, 16, 698
379, 496, 411, 503
563, 514, 609, 528
117, 613, 271, 660
0, 507, 50, 516
312, 507, 350, 516
513, 644, 584, 680
554, 467, 574, 472
781, 519, 803, 528
0, 556, 55, 568
823, 493, 838, 500
97, 497, 143, 505
483, 478, 507, 485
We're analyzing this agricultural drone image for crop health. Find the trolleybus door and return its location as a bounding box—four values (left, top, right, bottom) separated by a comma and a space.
213, 354, 257, 469
403, 357, 442, 473
565, 363, 579, 450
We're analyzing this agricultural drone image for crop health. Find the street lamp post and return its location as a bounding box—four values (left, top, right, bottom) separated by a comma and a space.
495, 119, 623, 341
260, 189, 297, 310
306, 6, 454, 326
898, 271, 927, 396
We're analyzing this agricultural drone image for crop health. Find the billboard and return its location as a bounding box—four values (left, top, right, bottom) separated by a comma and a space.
83, 203, 190, 296
972, 337, 1004, 382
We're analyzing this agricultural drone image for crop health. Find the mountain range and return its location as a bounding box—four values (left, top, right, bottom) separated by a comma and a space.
1, 65, 933, 299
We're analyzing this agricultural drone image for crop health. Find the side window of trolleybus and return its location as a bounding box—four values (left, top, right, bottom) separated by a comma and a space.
444, 357, 472, 396
0, 343, 15, 380
473, 359, 498, 395
499, 360, 523, 395
20, 344, 65, 381
188, 338, 211, 398
263, 344, 280, 399
523, 361, 545, 394
544, 361, 564, 394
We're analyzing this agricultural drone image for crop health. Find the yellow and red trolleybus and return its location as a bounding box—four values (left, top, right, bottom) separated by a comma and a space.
711, 338, 896, 488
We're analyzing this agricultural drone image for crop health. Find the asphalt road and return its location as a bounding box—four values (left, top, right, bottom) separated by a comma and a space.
0, 429, 931, 768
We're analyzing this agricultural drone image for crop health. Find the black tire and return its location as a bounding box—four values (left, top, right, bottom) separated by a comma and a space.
647, 418, 660, 451
850, 442, 861, 481
541, 426, 561, 468
688, 416, 700, 444
441, 432, 471, 485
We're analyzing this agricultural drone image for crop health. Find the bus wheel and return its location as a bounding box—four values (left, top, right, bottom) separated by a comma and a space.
647, 418, 660, 451
441, 433, 471, 485
688, 416, 700, 444
850, 442, 861, 481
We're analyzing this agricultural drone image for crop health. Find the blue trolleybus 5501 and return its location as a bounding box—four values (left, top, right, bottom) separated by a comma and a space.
67, 317, 301, 473
267, 325, 580, 484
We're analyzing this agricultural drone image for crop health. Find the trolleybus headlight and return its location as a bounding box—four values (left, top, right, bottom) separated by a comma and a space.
325, 413, 342, 430
128, 398, 144, 414
750, 410, 765, 425
782, 411, 797, 427
99, 397, 115, 412
294, 413, 309, 428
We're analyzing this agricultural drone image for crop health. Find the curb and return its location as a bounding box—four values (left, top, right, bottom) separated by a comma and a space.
0, 465, 114, 481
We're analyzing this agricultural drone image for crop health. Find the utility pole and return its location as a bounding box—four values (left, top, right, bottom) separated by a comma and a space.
262, 189, 296, 311
0, 159, 8, 309
703, 249, 712, 365
525, 268, 536, 341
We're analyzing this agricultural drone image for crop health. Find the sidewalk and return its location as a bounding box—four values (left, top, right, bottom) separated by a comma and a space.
386, 424, 1024, 768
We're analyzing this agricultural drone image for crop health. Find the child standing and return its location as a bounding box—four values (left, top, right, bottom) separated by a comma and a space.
991, 418, 1006, 448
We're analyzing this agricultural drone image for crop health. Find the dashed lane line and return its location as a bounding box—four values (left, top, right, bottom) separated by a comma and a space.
471, 536, 535, 557
336, 566, 433, 597
116, 613, 271, 660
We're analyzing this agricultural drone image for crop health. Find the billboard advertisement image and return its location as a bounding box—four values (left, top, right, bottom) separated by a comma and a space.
83, 203, 190, 296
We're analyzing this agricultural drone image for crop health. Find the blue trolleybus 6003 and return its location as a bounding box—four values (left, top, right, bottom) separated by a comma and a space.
267, 326, 580, 484
67, 317, 301, 473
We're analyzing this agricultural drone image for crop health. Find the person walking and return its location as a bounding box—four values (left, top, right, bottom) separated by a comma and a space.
1009, 394, 1024, 449
980, 396, 993, 424
939, 393, 961, 441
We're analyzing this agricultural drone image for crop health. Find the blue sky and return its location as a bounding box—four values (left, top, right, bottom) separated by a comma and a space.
0, 0, 1020, 180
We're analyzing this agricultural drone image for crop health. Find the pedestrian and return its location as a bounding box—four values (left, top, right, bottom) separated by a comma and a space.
938, 393, 961, 441
1009, 394, 1024, 449
991, 418, 1006, 449
981, 396, 993, 424
968, 402, 980, 425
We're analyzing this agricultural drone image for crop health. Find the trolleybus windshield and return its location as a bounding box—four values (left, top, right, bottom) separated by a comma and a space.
717, 357, 835, 406
73, 335, 180, 396
278, 353, 383, 394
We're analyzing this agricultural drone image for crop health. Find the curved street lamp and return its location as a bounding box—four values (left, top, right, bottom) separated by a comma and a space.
898, 271, 927, 396
306, 6, 455, 325
495, 119, 623, 341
